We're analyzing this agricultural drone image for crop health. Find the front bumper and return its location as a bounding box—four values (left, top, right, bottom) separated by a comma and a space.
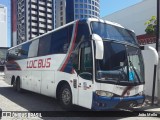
92, 92, 145, 111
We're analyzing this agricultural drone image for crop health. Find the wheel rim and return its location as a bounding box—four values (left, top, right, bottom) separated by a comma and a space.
62, 88, 71, 105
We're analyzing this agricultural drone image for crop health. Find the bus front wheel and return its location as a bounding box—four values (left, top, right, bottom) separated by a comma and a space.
59, 84, 72, 110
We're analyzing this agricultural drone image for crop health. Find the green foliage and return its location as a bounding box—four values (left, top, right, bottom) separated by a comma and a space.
144, 16, 157, 35
0, 51, 4, 59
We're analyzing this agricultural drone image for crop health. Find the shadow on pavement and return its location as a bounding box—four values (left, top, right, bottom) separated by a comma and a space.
0, 86, 90, 112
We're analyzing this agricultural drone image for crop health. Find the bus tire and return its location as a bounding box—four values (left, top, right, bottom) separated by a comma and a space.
12, 78, 16, 90
59, 84, 72, 110
16, 77, 22, 93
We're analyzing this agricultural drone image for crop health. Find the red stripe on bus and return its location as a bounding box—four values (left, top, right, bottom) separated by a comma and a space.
60, 21, 79, 72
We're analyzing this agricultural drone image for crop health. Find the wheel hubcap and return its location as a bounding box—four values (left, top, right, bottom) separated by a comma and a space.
62, 88, 71, 105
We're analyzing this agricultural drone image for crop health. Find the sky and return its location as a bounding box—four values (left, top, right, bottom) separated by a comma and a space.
0, 0, 11, 47
0, 0, 143, 47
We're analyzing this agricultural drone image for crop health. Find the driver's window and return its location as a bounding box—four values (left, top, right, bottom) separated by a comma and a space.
79, 41, 93, 80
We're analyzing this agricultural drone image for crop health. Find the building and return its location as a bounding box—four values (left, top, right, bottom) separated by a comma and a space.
0, 4, 7, 47
102, 0, 156, 36
11, 0, 100, 46
11, 0, 53, 46
55, 0, 100, 28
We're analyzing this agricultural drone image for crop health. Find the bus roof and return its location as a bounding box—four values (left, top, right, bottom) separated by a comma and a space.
9, 18, 133, 50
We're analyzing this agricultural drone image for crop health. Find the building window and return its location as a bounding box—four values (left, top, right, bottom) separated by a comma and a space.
60, 12, 63, 15
84, 10, 87, 14
75, 15, 79, 19
84, 4, 87, 8
60, 1, 63, 5
75, 4, 78, 8
80, 9, 83, 14
75, 9, 79, 14
80, 4, 83, 8
88, 5, 91, 9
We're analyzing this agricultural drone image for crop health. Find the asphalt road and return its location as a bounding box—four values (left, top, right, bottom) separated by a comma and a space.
0, 76, 159, 120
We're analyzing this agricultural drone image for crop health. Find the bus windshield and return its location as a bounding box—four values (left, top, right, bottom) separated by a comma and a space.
91, 22, 138, 44
96, 41, 144, 84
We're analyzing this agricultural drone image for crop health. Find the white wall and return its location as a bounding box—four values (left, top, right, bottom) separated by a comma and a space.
142, 44, 159, 97
102, 0, 157, 35
0, 5, 7, 47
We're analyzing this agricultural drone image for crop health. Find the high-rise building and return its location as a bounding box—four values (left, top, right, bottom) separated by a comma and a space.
11, 0, 100, 46
0, 4, 7, 47
55, 0, 100, 28
11, 0, 53, 46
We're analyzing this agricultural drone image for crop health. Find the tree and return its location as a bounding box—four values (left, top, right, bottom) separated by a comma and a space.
145, 16, 157, 35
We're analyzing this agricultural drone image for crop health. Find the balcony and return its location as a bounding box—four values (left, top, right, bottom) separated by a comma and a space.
39, 29, 46, 34
47, 3, 52, 7
39, 6, 45, 11
47, 19, 52, 23
47, 8, 52, 13
39, 23, 46, 28
39, 18, 46, 22
39, 1, 45, 6
31, 22, 37, 27
31, 4, 37, 9
47, 14, 52, 18
39, 12, 45, 17
47, 25, 52, 29
31, 28, 37, 32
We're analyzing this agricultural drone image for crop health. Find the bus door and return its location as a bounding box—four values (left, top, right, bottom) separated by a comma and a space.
77, 41, 93, 109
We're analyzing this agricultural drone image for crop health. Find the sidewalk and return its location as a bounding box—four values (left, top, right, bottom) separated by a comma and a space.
0, 72, 4, 80
135, 96, 160, 115
0, 76, 4, 80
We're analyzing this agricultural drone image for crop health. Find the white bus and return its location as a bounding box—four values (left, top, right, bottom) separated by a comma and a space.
5, 18, 145, 110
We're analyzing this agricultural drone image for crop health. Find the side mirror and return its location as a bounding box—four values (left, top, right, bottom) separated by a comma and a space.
92, 34, 104, 59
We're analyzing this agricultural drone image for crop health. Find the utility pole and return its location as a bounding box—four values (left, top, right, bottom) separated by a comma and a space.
157, 0, 160, 104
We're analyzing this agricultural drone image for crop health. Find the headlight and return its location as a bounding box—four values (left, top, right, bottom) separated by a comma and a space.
95, 90, 114, 97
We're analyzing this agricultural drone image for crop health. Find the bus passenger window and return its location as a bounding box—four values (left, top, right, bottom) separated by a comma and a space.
38, 34, 51, 56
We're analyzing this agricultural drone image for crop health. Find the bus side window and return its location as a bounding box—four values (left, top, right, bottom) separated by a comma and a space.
38, 34, 51, 56
75, 23, 90, 47
79, 41, 93, 80
28, 40, 39, 58
71, 49, 79, 72
50, 28, 68, 54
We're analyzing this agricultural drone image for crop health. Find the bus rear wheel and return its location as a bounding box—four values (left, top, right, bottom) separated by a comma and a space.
58, 84, 72, 110
16, 78, 22, 92
13, 77, 23, 92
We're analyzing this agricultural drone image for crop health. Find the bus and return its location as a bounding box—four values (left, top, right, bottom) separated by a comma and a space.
5, 18, 145, 110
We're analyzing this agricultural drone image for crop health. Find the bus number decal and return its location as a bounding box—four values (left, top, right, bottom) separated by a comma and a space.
27, 58, 51, 69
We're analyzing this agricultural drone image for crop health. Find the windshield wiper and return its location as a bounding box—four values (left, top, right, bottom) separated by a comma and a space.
129, 61, 141, 84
